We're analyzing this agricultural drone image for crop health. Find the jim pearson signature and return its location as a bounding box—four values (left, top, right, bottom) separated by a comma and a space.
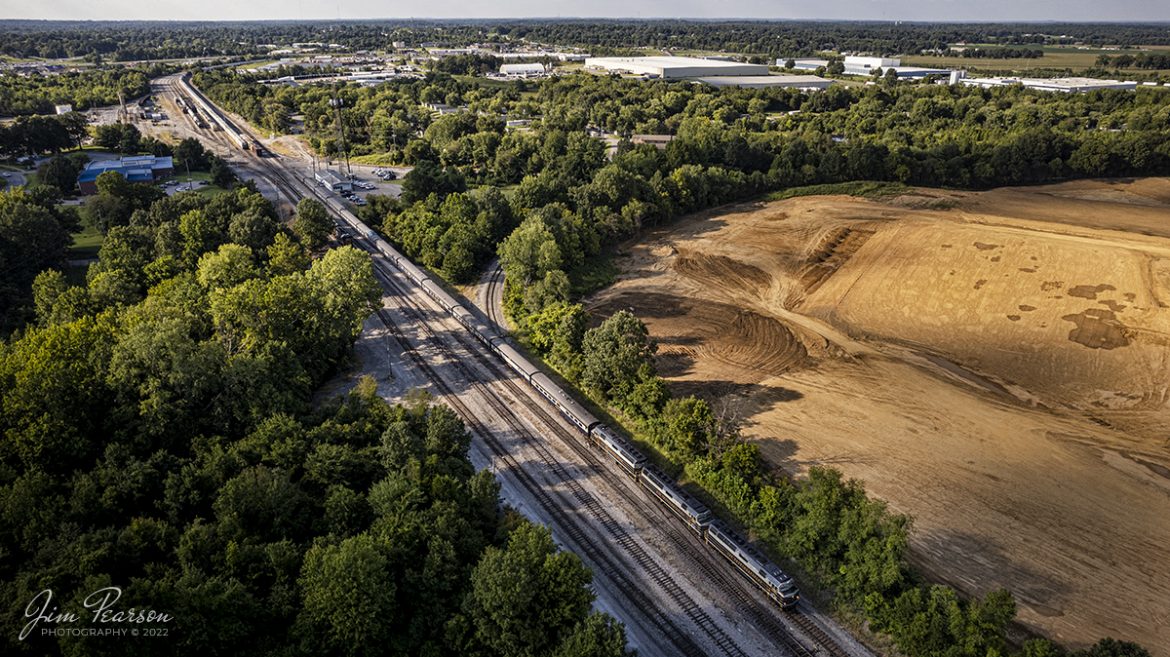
20, 587, 173, 640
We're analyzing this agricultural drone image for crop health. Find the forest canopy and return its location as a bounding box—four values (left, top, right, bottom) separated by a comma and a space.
0, 181, 632, 657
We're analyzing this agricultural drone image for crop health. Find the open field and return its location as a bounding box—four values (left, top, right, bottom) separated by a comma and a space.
906, 50, 1098, 71
905, 45, 1170, 74
586, 179, 1170, 654
67, 224, 103, 260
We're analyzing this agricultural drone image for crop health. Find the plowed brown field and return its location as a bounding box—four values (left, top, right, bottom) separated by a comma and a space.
586, 179, 1170, 654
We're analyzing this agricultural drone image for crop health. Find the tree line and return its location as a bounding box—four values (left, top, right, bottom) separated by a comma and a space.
0, 65, 158, 115
6, 20, 1170, 63
944, 46, 1044, 59
0, 112, 88, 159
1096, 52, 1170, 70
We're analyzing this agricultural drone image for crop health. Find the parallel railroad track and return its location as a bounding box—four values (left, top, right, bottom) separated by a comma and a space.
368, 271, 742, 657
480, 280, 847, 657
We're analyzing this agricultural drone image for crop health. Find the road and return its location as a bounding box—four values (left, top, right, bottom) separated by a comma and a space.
183, 73, 872, 657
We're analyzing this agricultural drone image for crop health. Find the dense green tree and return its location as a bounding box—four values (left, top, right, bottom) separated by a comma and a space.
196, 243, 259, 290
210, 156, 237, 188
524, 301, 586, 377
95, 123, 142, 154
82, 192, 134, 234
655, 396, 717, 460
1019, 639, 1068, 657
498, 215, 562, 287
1073, 639, 1152, 657
299, 534, 397, 655
227, 210, 280, 253
174, 137, 210, 172
400, 160, 467, 204
292, 198, 332, 250
266, 232, 310, 275
0, 188, 72, 328
551, 613, 634, 657
36, 153, 87, 195
0, 314, 117, 471
465, 522, 595, 657
580, 310, 657, 406
31, 269, 71, 325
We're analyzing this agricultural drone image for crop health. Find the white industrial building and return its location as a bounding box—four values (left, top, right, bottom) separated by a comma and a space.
961, 76, 1137, 93
844, 56, 902, 75
782, 55, 952, 80
500, 63, 547, 78
884, 65, 954, 79
54, 104, 73, 114
698, 75, 834, 90
584, 56, 769, 79
783, 58, 829, 71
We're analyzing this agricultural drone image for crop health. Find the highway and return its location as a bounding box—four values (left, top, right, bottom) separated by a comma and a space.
177, 71, 872, 657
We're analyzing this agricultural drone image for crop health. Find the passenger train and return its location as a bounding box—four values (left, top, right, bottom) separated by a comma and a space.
340, 213, 801, 611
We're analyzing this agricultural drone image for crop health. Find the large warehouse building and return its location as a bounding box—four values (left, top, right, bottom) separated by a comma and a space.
500, 63, 547, 78
785, 58, 829, 71
698, 75, 834, 90
961, 76, 1137, 93
843, 56, 901, 75
584, 56, 768, 79
781, 56, 951, 79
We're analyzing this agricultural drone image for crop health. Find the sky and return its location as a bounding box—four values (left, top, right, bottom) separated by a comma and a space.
2, 0, 1169, 22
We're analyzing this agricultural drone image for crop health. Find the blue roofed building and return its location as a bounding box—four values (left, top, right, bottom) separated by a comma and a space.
77, 155, 175, 194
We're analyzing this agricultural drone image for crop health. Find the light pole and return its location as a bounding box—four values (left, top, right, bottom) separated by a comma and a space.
329, 86, 353, 182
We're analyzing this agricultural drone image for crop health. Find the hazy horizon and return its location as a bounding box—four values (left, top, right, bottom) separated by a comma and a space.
3, 1, 1169, 23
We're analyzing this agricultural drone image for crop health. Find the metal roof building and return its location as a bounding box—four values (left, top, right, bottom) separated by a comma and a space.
77, 155, 174, 195
884, 66, 952, 79
585, 56, 768, 79
315, 169, 353, 191
781, 58, 830, 71
844, 56, 901, 76
960, 76, 1138, 93
698, 75, 834, 90
500, 63, 547, 77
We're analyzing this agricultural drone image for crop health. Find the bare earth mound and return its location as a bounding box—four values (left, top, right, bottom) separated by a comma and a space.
587, 180, 1170, 654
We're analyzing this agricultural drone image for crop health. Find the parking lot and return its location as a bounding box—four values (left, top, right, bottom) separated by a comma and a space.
322, 164, 408, 206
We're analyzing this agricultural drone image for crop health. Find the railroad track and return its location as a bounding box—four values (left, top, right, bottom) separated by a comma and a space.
241, 143, 839, 657
367, 271, 742, 657
369, 257, 847, 657
459, 294, 844, 657
474, 258, 847, 657
484, 264, 507, 330
789, 611, 850, 657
